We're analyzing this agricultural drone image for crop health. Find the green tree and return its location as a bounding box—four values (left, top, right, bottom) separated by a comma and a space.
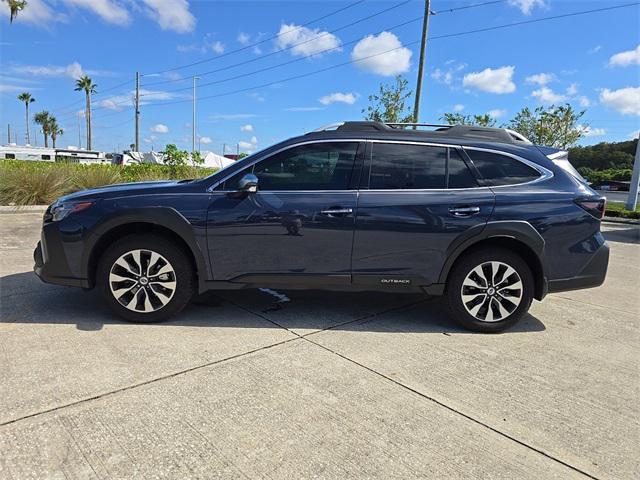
74, 75, 97, 150
34, 110, 50, 147
163, 144, 189, 166
507, 104, 585, 149
48, 116, 63, 148
441, 112, 497, 127
17, 92, 35, 144
2, 0, 27, 23
191, 151, 204, 166
568, 140, 636, 170
363, 75, 414, 123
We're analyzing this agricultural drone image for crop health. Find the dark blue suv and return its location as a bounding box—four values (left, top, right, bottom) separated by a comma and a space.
34, 121, 609, 332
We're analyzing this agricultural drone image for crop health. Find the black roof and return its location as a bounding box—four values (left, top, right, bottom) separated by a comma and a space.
309, 121, 530, 146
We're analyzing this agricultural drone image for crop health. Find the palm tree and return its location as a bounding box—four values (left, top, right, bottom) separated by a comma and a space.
75, 75, 97, 150
48, 117, 63, 148
2, 0, 27, 23
17, 92, 35, 144
34, 110, 50, 147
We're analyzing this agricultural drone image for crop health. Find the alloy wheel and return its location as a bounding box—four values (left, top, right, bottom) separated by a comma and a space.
460, 261, 523, 322
109, 249, 177, 313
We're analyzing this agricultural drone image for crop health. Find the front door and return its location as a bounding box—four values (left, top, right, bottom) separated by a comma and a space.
207, 141, 363, 283
352, 141, 494, 288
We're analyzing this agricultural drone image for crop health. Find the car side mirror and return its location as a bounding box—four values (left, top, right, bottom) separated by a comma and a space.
238, 173, 258, 193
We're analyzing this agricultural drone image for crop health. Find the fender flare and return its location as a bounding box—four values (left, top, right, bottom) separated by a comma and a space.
437, 220, 547, 286
82, 206, 210, 291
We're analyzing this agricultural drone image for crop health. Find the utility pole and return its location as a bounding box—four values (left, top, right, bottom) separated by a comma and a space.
222, 143, 226, 156
412, 0, 431, 127
134, 72, 140, 152
625, 133, 640, 211
192, 76, 200, 154
7, 124, 10, 144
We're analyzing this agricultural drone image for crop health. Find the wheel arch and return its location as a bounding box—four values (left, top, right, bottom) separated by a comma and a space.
83, 207, 210, 292
439, 221, 548, 300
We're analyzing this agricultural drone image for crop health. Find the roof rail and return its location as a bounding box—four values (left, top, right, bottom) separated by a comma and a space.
386, 123, 451, 129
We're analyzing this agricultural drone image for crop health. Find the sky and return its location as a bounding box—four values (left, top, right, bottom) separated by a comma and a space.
1, 0, 639, 154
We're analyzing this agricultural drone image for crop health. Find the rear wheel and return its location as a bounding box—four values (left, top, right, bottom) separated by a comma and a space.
446, 247, 533, 333
97, 234, 196, 322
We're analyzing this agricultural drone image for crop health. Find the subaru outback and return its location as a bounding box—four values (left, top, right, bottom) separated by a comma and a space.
34, 121, 609, 332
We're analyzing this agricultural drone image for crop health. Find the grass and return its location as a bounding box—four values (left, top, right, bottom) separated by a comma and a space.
0, 160, 218, 206
604, 201, 640, 220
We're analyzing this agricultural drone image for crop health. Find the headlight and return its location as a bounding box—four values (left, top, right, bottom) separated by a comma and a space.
50, 201, 95, 222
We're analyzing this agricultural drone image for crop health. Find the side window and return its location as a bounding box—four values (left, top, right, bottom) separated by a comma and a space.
466, 149, 541, 186
448, 150, 478, 188
253, 142, 358, 191
5, 153, 15, 159
370, 143, 446, 189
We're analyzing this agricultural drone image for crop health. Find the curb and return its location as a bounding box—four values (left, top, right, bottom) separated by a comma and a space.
0, 205, 48, 214
602, 217, 640, 225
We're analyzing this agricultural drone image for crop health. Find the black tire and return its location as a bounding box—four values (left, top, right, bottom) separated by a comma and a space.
446, 247, 534, 333
97, 234, 196, 323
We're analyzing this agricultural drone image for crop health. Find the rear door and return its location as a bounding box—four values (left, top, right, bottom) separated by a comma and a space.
206, 141, 363, 283
352, 141, 494, 288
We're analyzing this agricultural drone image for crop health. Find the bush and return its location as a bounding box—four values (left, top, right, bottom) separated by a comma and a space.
604, 202, 640, 220
0, 160, 218, 205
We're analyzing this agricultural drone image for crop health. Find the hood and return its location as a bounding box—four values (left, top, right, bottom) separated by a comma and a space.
58, 180, 183, 202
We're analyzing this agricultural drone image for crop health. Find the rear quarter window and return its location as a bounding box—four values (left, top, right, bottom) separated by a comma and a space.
466, 149, 541, 186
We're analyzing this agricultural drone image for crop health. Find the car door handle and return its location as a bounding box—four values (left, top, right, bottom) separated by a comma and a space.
320, 208, 353, 216
449, 206, 480, 217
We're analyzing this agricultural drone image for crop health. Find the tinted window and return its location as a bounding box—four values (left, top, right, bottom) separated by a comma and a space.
448, 150, 478, 188
467, 150, 540, 186
5, 153, 15, 159
41, 155, 51, 160
370, 143, 446, 189
252, 142, 358, 190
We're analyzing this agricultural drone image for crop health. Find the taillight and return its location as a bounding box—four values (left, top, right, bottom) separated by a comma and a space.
575, 197, 606, 219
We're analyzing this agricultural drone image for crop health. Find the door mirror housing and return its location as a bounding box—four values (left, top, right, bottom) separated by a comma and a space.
238, 173, 258, 193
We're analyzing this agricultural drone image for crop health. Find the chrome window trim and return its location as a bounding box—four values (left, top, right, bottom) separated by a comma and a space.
462, 146, 554, 187
206, 139, 553, 193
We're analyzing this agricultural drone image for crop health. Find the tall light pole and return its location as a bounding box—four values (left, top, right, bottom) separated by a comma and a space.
412, 0, 432, 127
134, 72, 140, 152
625, 133, 640, 211
192, 76, 200, 154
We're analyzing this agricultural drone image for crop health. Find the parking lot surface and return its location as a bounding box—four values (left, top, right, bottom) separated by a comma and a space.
1, 212, 638, 479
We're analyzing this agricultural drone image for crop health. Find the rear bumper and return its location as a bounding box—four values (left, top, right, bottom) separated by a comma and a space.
547, 242, 609, 293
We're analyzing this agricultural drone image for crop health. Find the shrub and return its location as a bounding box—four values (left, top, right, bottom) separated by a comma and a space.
0, 164, 71, 205
72, 165, 122, 190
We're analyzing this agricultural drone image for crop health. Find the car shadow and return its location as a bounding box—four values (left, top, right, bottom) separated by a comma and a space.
1, 271, 546, 335
602, 225, 640, 244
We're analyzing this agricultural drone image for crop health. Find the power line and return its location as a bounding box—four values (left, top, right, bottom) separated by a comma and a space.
434, 0, 506, 15
137, 2, 640, 110
141, 0, 412, 88
429, 2, 639, 40
140, 16, 423, 97
142, 0, 367, 76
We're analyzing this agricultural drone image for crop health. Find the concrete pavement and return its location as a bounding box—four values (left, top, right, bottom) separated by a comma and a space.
1, 213, 638, 479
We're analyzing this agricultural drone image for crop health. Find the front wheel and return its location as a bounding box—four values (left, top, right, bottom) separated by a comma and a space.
446, 248, 534, 333
97, 234, 196, 323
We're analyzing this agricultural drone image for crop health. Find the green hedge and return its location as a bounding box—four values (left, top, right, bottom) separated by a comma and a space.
0, 160, 218, 206
578, 167, 633, 184
604, 202, 640, 220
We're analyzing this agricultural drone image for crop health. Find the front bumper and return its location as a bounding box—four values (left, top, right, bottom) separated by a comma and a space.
547, 242, 610, 293
33, 217, 91, 289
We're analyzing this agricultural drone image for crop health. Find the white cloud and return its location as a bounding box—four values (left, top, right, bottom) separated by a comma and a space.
319, 92, 358, 105
199, 136, 213, 144
144, 135, 157, 144
609, 45, 640, 67
8, 62, 114, 79
599, 87, 640, 116
526, 72, 554, 86
240, 124, 254, 132
508, 0, 545, 15
250, 136, 258, 145
351, 32, 412, 76
453, 104, 465, 112
487, 108, 506, 119
0, 0, 67, 24
629, 130, 640, 140
238, 141, 254, 150
578, 125, 606, 137
566, 83, 578, 96
150, 124, 169, 133
237, 32, 250, 45
141, 0, 195, 33
100, 89, 176, 111
531, 86, 567, 104
247, 92, 265, 102
275, 24, 341, 57
431, 61, 466, 87
588, 45, 602, 54
578, 96, 591, 107
211, 41, 225, 54
285, 106, 326, 112
62, 0, 130, 25
463, 66, 516, 94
